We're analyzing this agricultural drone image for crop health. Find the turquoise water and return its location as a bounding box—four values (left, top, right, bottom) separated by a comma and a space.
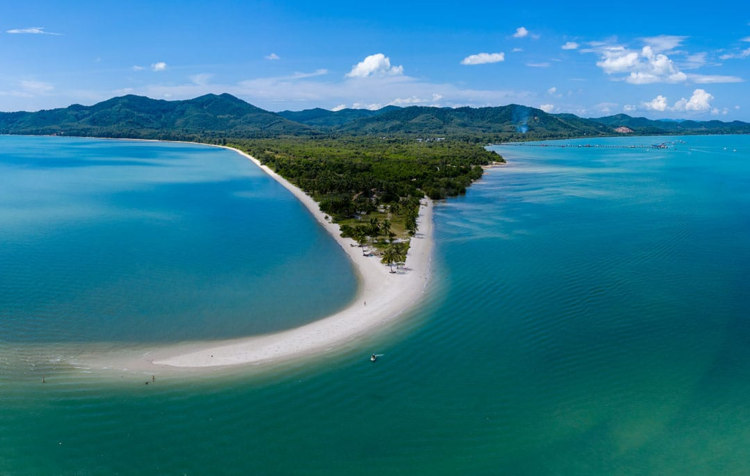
0, 136, 357, 345
2, 135, 750, 474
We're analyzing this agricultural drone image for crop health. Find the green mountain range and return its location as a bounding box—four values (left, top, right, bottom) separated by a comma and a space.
0, 93, 310, 140
2, 93, 749, 141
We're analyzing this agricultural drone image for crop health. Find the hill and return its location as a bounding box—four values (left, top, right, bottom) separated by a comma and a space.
0, 93, 311, 140
589, 114, 750, 135
277, 106, 399, 128
337, 105, 614, 140
2, 94, 749, 141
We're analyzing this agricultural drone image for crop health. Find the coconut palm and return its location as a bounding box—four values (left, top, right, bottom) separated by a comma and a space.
354, 226, 369, 255
381, 246, 398, 273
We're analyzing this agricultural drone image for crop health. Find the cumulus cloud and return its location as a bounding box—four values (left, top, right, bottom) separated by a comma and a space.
642, 95, 669, 111
548, 87, 557, 95
345, 53, 403, 78
623, 104, 637, 112
561, 42, 580, 50
672, 89, 713, 112
637, 89, 715, 114
513, 27, 529, 38
6, 26, 61, 35
539, 104, 555, 113
512, 48, 523, 53
596, 45, 687, 84
265, 53, 280, 60
332, 104, 347, 111
151, 62, 168, 72
461, 52, 505, 65
132, 65, 145, 71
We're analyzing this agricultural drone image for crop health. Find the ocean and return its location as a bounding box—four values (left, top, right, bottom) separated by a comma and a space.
1, 134, 749, 475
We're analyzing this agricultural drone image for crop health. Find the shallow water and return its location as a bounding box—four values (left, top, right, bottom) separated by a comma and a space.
0, 136, 357, 347
2, 135, 750, 475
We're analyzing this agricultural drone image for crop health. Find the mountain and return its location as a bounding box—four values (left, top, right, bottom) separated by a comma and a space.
337, 105, 614, 139
277, 106, 399, 128
2, 94, 749, 141
0, 93, 311, 139
589, 114, 750, 135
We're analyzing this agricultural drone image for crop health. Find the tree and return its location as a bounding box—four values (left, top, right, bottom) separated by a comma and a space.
381, 246, 398, 273
353, 226, 369, 255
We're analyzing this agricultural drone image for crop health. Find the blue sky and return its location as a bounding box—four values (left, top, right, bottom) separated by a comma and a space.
1, 0, 749, 119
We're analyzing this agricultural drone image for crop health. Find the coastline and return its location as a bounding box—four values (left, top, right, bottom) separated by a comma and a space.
85, 144, 434, 371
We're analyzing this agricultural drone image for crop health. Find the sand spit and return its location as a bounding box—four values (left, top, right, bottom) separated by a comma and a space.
92, 146, 434, 371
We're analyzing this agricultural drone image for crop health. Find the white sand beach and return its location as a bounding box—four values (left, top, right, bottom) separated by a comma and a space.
103, 146, 434, 370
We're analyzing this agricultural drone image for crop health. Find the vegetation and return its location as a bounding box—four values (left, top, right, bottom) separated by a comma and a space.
229, 137, 499, 241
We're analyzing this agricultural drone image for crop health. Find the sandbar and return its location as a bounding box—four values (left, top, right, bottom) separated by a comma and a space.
91, 145, 434, 371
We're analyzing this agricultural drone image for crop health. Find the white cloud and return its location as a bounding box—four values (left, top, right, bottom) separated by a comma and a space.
688, 74, 743, 84
561, 42, 580, 50
742, 37, 750, 42
151, 62, 168, 72
548, 87, 557, 95
265, 53, 280, 60
539, 104, 555, 113
642, 35, 687, 53
597, 47, 640, 73
595, 102, 618, 113
682, 52, 707, 70
512, 48, 523, 53
189, 73, 213, 85
623, 104, 637, 112
132, 65, 145, 71
19, 80, 54, 95
527, 62, 551, 68
460, 52, 505, 65
6, 26, 61, 35
642, 95, 669, 111
719, 47, 750, 60
596, 45, 687, 84
513, 27, 529, 38
332, 104, 347, 111
351, 102, 383, 110
672, 89, 713, 112
345, 53, 403, 78
389, 94, 443, 106
286, 69, 328, 80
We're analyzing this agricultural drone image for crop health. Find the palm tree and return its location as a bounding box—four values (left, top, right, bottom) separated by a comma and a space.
381, 246, 398, 273
354, 226, 369, 255
381, 220, 392, 243
392, 242, 406, 265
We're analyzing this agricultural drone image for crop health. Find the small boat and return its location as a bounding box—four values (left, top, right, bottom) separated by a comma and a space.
370, 354, 377, 362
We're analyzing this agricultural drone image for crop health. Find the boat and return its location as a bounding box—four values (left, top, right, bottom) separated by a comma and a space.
370, 354, 377, 362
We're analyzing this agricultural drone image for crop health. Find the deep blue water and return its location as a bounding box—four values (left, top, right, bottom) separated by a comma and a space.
1, 135, 749, 475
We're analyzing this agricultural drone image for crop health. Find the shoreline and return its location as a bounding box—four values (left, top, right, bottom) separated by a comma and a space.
81, 144, 434, 372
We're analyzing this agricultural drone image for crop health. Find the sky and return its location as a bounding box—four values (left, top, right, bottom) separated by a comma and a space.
1, 0, 749, 120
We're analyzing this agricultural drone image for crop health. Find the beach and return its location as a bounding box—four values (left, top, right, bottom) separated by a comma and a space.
110, 146, 434, 370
